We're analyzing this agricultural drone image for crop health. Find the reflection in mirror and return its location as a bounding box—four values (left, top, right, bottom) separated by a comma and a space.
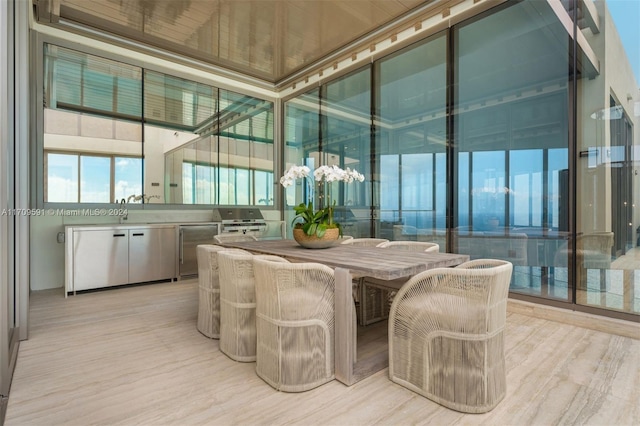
44, 110, 142, 203
43, 45, 143, 203
43, 43, 274, 206
169, 89, 275, 205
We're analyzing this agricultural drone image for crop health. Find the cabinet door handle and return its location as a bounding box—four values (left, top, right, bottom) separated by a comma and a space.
113, 233, 126, 237
132, 233, 144, 236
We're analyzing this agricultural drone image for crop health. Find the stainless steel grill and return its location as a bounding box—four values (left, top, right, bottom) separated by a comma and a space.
213, 208, 267, 236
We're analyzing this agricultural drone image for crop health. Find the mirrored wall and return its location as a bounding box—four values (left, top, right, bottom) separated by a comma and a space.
43, 44, 274, 206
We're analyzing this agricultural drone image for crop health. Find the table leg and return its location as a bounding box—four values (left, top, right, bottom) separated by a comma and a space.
335, 267, 354, 385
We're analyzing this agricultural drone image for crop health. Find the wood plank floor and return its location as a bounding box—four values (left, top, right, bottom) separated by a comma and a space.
5, 280, 640, 426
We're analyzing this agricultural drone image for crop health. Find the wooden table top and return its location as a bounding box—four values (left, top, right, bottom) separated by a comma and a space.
218, 239, 469, 280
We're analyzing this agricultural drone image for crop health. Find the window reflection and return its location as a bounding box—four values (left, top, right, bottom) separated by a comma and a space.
283, 0, 639, 317
376, 33, 447, 241
284, 71, 371, 237
46, 153, 78, 203
454, 2, 570, 302
44, 44, 274, 206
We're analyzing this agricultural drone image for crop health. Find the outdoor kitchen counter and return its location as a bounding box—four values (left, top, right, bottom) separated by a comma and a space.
64, 223, 180, 296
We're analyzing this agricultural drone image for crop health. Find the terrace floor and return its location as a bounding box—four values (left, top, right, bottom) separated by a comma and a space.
5, 279, 639, 425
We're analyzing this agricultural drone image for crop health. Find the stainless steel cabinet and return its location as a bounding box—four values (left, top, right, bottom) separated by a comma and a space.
179, 224, 219, 278
66, 224, 178, 295
129, 227, 177, 283
72, 229, 129, 291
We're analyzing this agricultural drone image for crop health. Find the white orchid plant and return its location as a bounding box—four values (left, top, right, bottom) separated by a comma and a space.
280, 164, 365, 238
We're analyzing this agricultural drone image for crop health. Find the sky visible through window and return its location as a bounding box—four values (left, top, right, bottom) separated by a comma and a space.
608, 0, 640, 86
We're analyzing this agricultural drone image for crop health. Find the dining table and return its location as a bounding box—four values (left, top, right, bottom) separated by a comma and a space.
216, 238, 469, 386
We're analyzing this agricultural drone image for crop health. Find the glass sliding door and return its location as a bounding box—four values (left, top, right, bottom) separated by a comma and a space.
375, 33, 447, 245
453, 2, 570, 299
283, 70, 371, 238
577, 0, 640, 316
322, 69, 371, 238
279, 0, 638, 320
283, 89, 321, 231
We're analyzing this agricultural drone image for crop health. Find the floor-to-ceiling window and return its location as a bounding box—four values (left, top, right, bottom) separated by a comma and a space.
283, 71, 371, 237
283, 1, 639, 319
575, 1, 639, 316
453, 2, 571, 302
375, 32, 447, 245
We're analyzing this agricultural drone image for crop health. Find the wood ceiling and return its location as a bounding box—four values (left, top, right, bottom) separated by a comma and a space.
37, 0, 430, 84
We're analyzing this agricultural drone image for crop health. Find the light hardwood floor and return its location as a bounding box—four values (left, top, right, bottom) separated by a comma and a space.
5, 280, 640, 426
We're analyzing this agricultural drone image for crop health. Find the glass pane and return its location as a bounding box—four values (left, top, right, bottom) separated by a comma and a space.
114, 157, 143, 203
322, 68, 371, 237
144, 70, 217, 129
283, 89, 320, 210
46, 153, 78, 202
454, 2, 570, 300
43, 108, 142, 203
380, 154, 399, 216
471, 151, 505, 230
181, 161, 193, 204
44, 45, 143, 204
578, 0, 639, 317
255, 170, 273, 206
216, 89, 274, 206
150, 83, 273, 206
80, 156, 111, 202
144, 68, 217, 205
376, 33, 447, 243
44, 44, 142, 118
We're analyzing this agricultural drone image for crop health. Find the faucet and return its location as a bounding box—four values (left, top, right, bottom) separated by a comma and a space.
119, 199, 128, 223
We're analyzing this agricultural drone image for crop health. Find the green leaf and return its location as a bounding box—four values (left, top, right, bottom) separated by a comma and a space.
316, 223, 327, 238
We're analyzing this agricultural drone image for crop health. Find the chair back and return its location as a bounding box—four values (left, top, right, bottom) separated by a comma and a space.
197, 245, 250, 290
340, 237, 389, 247
392, 260, 513, 333
377, 241, 439, 253
214, 234, 258, 244
253, 258, 335, 322
218, 251, 256, 305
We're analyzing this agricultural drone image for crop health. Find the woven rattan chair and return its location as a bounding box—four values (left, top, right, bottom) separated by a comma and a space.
196, 245, 250, 339
389, 259, 513, 413
213, 234, 259, 244
376, 240, 440, 253
218, 251, 257, 362
253, 257, 336, 392
340, 237, 389, 247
